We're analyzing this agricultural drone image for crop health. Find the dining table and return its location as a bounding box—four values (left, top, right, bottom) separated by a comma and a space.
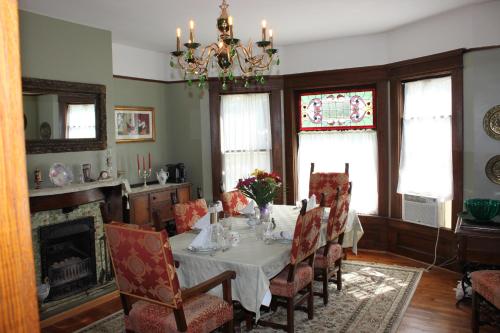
169, 205, 363, 319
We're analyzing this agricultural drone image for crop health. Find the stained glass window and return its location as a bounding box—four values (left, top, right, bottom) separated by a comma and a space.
299, 88, 376, 131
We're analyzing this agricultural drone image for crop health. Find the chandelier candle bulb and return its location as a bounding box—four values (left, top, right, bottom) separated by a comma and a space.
189, 20, 195, 43
261, 20, 267, 41
269, 29, 273, 48
176, 28, 181, 51
228, 16, 233, 38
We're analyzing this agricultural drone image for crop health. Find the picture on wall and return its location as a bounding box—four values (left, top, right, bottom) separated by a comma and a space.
115, 106, 155, 143
299, 88, 376, 131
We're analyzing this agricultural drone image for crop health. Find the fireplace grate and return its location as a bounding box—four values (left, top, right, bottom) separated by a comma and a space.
49, 256, 91, 288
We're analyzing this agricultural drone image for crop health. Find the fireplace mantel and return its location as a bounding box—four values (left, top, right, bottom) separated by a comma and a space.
29, 179, 123, 221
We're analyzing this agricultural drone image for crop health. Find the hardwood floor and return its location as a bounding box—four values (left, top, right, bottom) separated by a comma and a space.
41, 250, 496, 333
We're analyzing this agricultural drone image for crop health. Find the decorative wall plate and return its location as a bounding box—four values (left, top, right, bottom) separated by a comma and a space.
39, 122, 52, 140
483, 105, 500, 140
485, 155, 500, 185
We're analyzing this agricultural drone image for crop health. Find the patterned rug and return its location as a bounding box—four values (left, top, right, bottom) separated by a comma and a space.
74, 261, 422, 333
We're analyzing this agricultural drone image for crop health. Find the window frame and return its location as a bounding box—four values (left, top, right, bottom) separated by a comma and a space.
389, 51, 464, 230
209, 78, 284, 202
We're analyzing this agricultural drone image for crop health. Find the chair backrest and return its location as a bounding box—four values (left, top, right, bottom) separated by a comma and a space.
221, 190, 249, 216
309, 162, 349, 207
104, 222, 183, 309
290, 203, 324, 265
173, 198, 208, 234
326, 182, 352, 242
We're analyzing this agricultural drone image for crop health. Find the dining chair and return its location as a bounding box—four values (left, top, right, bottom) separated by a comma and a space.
258, 198, 324, 333
104, 222, 236, 333
471, 270, 500, 333
309, 162, 349, 207
314, 182, 352, 305
221, 189, 249, 216
173, 198, 209, 234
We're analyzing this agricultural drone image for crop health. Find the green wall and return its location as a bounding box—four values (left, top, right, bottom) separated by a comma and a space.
20, 10, 114, 186
20, 11, 212, 197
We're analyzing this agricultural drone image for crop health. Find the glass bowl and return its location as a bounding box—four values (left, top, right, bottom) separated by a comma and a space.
464, 199, 500, 221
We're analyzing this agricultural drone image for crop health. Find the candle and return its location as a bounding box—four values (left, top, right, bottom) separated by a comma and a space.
261, 20, 267, 41
176, 28, 181, 51
142, 155, 145, 170
269, 29, 273, 48
148, 152, 151, 169
189, 20, 195, 43
228, 16, 233, 38
137, 154, 140, 174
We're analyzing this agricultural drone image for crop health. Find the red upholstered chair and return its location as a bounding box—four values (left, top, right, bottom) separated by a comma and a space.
221, 190, 249, 216
259, 200, 324, 333
308, 162, 349, 208
173, 198, 208, 234
471, 270, 500, 332
314, 183, 352, 305
104, 222, 236, 333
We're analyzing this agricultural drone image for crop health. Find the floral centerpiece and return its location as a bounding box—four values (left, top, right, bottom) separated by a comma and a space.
236, 169, 282, 221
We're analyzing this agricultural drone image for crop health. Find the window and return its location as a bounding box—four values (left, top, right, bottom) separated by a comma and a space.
397, 76, 453, 227
220, 93, 272, 190
65, 104, 96, 138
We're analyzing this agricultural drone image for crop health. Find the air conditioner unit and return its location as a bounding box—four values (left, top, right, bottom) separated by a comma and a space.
402, 194, 445, 228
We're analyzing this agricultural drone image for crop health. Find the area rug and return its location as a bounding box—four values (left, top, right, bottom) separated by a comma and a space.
74, 261, 422, 333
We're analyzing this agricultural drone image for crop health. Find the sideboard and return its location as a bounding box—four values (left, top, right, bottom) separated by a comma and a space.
127, 182, 191, 230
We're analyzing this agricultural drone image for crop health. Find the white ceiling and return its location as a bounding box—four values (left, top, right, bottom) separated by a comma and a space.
18, 0, 490, 53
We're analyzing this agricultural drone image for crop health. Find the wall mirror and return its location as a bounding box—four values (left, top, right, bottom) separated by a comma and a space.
23, 77, 107, 154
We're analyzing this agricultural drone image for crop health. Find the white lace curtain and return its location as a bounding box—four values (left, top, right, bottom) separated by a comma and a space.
220, 93, 272, 190
397, 76, 453, 201
65, 104, 96, 139
297, 130, 379, 215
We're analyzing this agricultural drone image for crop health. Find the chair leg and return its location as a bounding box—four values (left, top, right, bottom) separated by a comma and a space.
287, 297, 294, 333
308, 282, 314, 320
471, 290, 479, 333
336, 258, 342, 291
270, 296, 278, 311
224, 319, 234, 333
322, 268, 329, 305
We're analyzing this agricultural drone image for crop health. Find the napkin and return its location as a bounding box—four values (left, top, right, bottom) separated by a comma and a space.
238, 200, 256, 215
189, 226, 211, 248
272, 230, 293, 240
306, 194, 317, 211
193, 213, 210, 229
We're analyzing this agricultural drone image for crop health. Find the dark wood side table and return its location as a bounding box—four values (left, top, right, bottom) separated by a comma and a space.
455, 215, 500, 305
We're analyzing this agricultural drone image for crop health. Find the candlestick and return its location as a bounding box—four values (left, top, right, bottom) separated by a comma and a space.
137, 154, 140, 175
142, 155, 145, 170
176, 28, 181, 51
148, 152, 151, 169
269, 29, 273, 48
261, 20, 267, 41
138, 167, 152, 188
189, 20, 195, 43
228, 16, 233, 38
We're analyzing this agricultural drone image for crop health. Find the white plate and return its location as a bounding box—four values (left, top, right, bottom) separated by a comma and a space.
49, 163, 74, 187
187, 246, 218, 253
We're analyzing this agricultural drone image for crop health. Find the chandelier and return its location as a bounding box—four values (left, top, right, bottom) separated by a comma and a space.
170, 0, 279, 89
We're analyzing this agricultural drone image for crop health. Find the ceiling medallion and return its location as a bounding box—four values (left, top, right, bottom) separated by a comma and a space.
170, 0, 279, 90
483, 105, 500, 140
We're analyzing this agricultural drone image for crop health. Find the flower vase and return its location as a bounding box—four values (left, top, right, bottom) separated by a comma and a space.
259, 203, 272, 223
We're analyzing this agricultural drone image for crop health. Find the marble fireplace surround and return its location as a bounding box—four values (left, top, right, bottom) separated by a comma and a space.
29, 180, 123, 318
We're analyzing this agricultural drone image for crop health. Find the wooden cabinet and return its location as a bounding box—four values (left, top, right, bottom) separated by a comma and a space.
128, 183, 191, 229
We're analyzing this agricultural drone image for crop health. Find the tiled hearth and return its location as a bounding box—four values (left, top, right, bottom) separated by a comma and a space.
31, 201, 115, 318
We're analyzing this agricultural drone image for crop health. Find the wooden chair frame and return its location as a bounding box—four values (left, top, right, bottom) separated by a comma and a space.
314, 182, 352, 305
258, 198, 321, 333
472, 289, 500, 333
310, 162, 349, 175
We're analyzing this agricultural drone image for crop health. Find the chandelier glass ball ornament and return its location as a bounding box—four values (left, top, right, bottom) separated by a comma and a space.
170, 0, 279, 89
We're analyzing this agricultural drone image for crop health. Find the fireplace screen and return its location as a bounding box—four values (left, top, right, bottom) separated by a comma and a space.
39, 217, 96, 301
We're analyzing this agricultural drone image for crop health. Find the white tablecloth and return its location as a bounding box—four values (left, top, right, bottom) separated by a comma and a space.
169, 205, 363, 319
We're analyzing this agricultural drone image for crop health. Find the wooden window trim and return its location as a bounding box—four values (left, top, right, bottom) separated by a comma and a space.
389, 49, 464, 230
209, 78, 284, 202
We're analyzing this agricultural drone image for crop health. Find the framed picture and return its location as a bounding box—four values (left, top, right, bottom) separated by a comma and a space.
299, 88, 376, 131
115, 106, 155, 143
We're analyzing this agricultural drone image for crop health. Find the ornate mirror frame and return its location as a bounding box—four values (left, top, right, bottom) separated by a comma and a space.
23, 77, 107, 154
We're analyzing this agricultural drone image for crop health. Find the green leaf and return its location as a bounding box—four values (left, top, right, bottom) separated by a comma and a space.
277, 58, 280, 66
169, 60, 175, 68
244, 80, 249, 88
187, 79, 192, 86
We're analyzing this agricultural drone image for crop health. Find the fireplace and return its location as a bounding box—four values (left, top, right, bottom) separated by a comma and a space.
39, 217, 97, 301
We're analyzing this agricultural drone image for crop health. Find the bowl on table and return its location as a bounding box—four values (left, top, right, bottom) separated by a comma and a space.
464, 199, 500, 221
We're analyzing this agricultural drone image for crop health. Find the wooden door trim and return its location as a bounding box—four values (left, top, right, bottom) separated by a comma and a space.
0, 0, 41, 330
